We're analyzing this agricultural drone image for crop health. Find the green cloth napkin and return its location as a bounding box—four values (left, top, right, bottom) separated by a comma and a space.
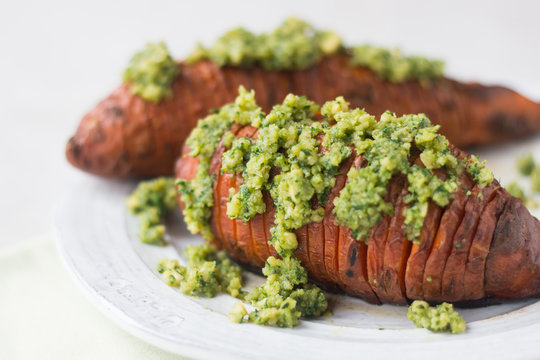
0, 237, 189, 360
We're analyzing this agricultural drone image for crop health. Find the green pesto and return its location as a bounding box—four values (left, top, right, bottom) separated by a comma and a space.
517, 153, 536, 176
177, 87, 262, 241
187, 18, 342, 70
408, 300, 466, 334
531, 167, 540, 193
506, 182, 538, 209
244, 257, 327, 327
228, 301, 248, 323
334, 112, 463, 242
123, 42, 179, 103
350, 45, 445, 83
507, 181, 525, 199
466, 155, 494, 188
157, 243, 243, 298
187, 18, 444, 82
126, 177, 178, 245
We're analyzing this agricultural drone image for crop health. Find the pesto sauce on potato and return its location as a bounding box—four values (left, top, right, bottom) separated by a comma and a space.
123, 42, 179, 103
174, 88, 492, 328
123, 19, 445, 102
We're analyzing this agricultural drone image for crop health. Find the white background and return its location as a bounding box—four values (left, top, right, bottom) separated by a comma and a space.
1, 0, 539, 248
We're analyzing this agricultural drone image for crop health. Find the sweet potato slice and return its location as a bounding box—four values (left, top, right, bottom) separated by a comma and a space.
441, 184, 498, 302
211, 124, 247, 260
403, 158, 446, 301
462, 191, 507, 300
263, 191, 280, 259
379, 187, 410, 305
323, 156, 355, 286
229, 126, 259, 264
405, 201, 444, 300
293, 225, 311, 271
338, 225, 380, 303
367, 175, 404, 300
307, 208, 334, 286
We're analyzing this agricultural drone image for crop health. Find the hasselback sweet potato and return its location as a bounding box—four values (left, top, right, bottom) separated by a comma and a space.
175, 122, 540, 305
66, 54, 540, 178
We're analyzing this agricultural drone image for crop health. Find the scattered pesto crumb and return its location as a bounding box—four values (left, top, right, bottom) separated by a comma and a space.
350, 45, 444, 84
506, 181, 524, 199
531, 167, 540, 193
321, 309, 334, 317
228, 301, 248, 323
408, 300, 466, 334
505, 181, 537, 211
513, 153, 540, 202
158, 243, 244, 298
517, 153, 536, 176
126, 177, 177, 245
123, 42, 179, 103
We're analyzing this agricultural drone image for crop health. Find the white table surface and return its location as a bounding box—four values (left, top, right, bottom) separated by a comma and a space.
1, 0, 539, 248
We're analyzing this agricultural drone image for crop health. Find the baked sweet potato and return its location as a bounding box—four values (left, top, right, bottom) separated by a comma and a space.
67, 54, 540, 178
175, 122, 540, 305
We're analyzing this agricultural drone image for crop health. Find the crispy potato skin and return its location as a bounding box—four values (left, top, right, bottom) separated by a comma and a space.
67, 54, 540, 178
175, 126, 540, 305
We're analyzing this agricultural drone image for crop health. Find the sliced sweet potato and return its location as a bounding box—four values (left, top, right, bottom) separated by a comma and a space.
307, 209, 333, 285
441, 184, 499, 301
323, 156, 355, 286
422, 171, 474, 302
338, 225, 380, 303
67, 53, 540, 178
462, 192, 507, 300
379, 187, 410, 305
367, 175, 404, 300
175, 124, 540, 304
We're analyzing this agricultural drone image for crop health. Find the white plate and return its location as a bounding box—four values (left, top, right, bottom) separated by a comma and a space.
53, 135, 540, 360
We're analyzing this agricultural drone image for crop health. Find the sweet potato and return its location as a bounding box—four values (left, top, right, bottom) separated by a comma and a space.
67, 54, 540, 178
176, 124, 540, 305
380, 187, 410, 305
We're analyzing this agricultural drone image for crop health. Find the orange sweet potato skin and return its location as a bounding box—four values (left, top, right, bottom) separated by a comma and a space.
67, 54, 540, 178
175, 125, 540, 305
